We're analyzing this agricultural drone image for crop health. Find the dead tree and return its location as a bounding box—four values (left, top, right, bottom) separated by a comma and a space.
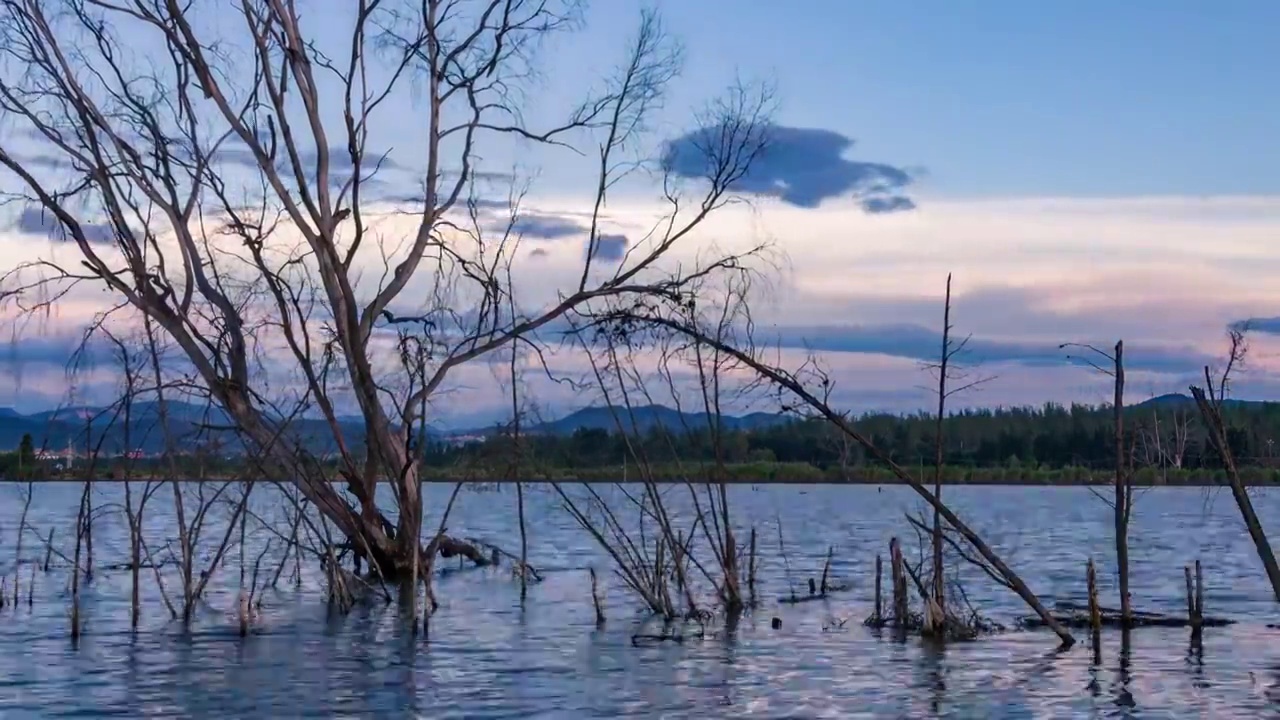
599, 291, 1076, 646
14, 480, 32, 606
574, 277, 769, 618
920, 273, 993, 626
0, 2, 772, 579
102, 328, 167, 628
497, 292, 537, 603
554, 338, 701, 619
1136, 407, 1190, 476
1060, 340, 1133, 627
819, 411, 859, 481
1189, 330, 1280, 602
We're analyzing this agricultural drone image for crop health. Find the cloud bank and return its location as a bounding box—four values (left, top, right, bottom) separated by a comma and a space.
2, 163, 1277, 425
661, 124, 916, 212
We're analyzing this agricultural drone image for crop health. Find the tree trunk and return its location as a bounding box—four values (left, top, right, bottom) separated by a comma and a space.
931, 274, 952, 614
642, 316, 1077, 647
219, 390, 422, 577
1113, 341, 1132, 627
1190, 386, 1280, 602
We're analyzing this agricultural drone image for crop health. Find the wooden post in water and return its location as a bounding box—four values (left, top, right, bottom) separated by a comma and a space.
819, 546, 833, 594
42, 528, 54, 572
1184, 565, 1195, 621
1087, 558, 1101, 633
890, 537, 907, 626
1194, 559, 1204, 628
237, 592, 250, 638
589, 567, 605, 625
874, 554, 883, 624
747, 527, 757, 605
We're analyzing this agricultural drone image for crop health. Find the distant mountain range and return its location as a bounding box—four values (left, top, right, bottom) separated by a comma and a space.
0, 400, 789, 454
516, 404, 786, 435
0, 392, 1267, 454
1133, 393, 1263, 409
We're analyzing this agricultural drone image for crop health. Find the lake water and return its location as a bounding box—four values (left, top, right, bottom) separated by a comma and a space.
0, 482, 1279, 718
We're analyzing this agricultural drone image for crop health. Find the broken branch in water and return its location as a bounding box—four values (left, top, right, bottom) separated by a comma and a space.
777, 545, 852, 604
467, 538, 543, 583
1019, 601, 1235, 630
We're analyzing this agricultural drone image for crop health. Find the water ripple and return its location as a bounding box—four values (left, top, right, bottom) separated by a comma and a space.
0, 483, 1277, 717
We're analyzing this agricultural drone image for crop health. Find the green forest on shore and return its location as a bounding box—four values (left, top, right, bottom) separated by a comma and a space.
4, 397, 1280, 486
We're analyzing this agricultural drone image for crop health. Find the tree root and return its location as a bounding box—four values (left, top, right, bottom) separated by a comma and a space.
465, 537, 543, 582
435, 535, 492, 566
1018, 601, 1235, 629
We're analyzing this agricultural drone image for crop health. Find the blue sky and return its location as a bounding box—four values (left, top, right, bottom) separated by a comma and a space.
0, 1, 1278, 427
528, 0, 1280, 198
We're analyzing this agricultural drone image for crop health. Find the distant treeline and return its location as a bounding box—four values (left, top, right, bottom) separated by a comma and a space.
424, 401, 1280, 475
6, 400, 1280, 484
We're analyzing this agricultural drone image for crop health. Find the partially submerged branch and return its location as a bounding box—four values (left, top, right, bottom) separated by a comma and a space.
598, 307, 1075, 646
1188, 331, 1280, 603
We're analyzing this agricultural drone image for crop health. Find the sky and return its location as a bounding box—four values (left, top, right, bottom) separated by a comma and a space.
0, 0, 1278, 429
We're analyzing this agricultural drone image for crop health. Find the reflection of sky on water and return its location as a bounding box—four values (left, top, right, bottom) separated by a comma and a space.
2, 483, 1280, 717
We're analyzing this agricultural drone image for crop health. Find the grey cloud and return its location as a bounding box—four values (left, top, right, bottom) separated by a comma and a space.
14, 207, 114, 244
216, 144, 402, 174
589, 234, 627, 261
765, 323, 1214, 375
216, 141, 515, 187
1231, 317, 1280, 335
797, 284, 1225, 346
466, 198, 513, 211
9, 152, 68, 171
387, 195, 512, 212
861, 196, 917, 214
661, 124, 916, 212
0, 327, 196, 385
502, 213, 588, 240
0, 332, 115, 373
529, 247, 549, 259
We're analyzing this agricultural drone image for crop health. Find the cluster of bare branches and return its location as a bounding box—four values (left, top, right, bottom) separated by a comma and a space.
12, 1, 1261, 657
909, 274, 997, 638
851, 275, 1004, 642
0, 322, 420, 637
1188, 331, 1280, 603
554, 274, 777, 626
1060, 340, 1136, 627
583, 269, 1077, 646
1053, 328, 1278, 641
0, 0, 774, 610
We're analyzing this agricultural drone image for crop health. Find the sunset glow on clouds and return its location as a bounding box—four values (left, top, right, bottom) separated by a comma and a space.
0, 0, 1277, 428
2, 190, 1278, 427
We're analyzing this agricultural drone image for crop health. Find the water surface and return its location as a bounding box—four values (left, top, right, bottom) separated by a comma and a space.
1, 482, 1278, 718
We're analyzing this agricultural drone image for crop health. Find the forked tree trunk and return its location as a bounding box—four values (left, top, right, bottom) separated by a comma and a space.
220, 391, 422, 578
1190, 385, 1280, 602
644, 316, 1077, 646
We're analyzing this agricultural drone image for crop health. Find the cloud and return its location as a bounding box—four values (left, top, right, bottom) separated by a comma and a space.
764, 323, 1214, 375
861, 196, 917, 214
466, 198, 514, 211
589, 233, 628, 261
216, 144, 403, 174
1232, 317, 1280, 335
2, 192, 1279, 425
661, 124, 915, 211
502, 212, 588, 239
13, 207, 114, 244
0, 334, 83, 368
216, 140, 517, 180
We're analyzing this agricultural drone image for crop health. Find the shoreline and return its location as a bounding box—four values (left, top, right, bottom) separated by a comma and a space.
1, 475, 1271, 487
4, 459, 1273, 487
